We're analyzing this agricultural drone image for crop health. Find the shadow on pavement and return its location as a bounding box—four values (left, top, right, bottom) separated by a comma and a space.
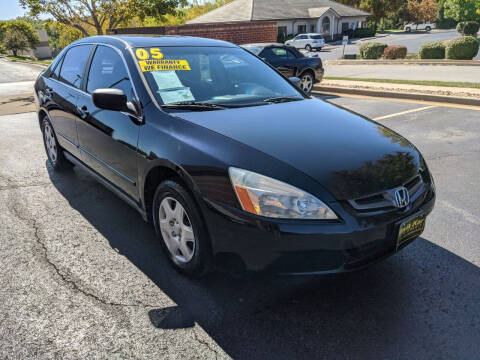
49, 164, 480, 359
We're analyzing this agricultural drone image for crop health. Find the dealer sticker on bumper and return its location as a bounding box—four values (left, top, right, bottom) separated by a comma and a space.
397, 212, 426, 248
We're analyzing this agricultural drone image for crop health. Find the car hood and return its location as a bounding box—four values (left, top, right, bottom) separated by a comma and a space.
175, 98, 422, 200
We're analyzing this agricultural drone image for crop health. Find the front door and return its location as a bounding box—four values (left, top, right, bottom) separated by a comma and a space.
260, 47, 296, 77
76, 45, 141, 199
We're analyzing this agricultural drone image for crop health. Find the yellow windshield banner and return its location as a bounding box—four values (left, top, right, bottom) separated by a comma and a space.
138, 59, 191, 72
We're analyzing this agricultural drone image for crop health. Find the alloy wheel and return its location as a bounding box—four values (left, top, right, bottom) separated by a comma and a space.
159, 197, 196, 263
300, 73, 314, 93
44, 122, 57, 163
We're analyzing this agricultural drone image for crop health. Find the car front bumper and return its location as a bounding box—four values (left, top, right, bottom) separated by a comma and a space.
201, 188, 435, 274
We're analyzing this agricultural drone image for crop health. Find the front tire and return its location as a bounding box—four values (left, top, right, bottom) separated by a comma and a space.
152, 180, 212, 277
41, 115, 73, 171
405, 27, 411, 32
425, 26, 431, 32
305, 44, 312, 52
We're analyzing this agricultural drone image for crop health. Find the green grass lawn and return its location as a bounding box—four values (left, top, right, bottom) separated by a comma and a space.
324, 76, 480, 89
7, 55, 52, 65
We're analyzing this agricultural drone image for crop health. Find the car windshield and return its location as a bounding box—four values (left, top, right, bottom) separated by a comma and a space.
135, 46, 304, 108
310, 35, 323, 39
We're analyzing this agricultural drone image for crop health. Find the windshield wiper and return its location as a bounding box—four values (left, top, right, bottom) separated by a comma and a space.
161, 101, 227, 111
263, 97, 303, 104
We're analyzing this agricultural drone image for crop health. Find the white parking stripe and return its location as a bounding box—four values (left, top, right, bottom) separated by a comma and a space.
373, 106, 437, 121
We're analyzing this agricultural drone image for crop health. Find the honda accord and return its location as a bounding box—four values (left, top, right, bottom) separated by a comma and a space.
34, 35, 435, 277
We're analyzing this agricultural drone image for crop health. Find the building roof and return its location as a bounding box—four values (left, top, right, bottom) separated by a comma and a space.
187, 0, 369, 24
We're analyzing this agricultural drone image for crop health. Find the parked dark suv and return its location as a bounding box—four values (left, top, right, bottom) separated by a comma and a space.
35, 35, 435, 277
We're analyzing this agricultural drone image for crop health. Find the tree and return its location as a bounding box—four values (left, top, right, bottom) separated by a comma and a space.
0, 20, 39, 56
43, 21, 83, 52
360, 0, 405, 29
444, 0, 480, 22
20, 0, 187, 36
407, 0, 438, 29
3, 29, 30, 56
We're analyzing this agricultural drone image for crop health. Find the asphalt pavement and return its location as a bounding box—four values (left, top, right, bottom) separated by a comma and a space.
1, 57, 480, 359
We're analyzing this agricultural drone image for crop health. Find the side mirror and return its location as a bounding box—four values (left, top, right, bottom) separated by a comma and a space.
92, 88, 137, 114
288, 76, 301, 86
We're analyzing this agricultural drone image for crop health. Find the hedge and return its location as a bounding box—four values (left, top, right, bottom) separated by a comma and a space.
359, 42, 387, 59
456, 21, 479, 36
383, 45, 407, 59
354, 27, 376, 38
445, 36, 479, 60
419, 41, 446, 59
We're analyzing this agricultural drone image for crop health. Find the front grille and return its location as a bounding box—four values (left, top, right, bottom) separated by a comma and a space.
348, 174, 425, 213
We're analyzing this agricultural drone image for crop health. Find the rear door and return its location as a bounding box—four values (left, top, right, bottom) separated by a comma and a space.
76, 45, 141, 199
46, 44, 93, 159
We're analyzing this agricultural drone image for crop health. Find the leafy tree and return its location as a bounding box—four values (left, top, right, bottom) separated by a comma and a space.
407, 0, 438, 28
1, 20, 39, 49
360, 0, 405, 29
43, 21, 83, 51
20, 0, 188, 36
444, 0, 480, 22
3, 28, 30, 56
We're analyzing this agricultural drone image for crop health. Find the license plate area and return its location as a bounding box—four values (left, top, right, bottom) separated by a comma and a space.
396, 211, 426, 249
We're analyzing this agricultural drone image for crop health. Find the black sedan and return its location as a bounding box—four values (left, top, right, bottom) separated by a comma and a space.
34, 35, 435, 277
241, 43, 324, 93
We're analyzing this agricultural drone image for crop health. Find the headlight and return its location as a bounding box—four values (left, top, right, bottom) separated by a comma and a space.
228, 167, 337, 220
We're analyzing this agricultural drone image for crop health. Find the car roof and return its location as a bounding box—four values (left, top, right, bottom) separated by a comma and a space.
73, 35, 237, 48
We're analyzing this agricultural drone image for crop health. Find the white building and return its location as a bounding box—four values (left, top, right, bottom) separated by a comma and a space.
187, 0, 370, 41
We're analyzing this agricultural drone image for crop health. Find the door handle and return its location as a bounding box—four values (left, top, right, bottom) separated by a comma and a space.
78, 105, 89, 119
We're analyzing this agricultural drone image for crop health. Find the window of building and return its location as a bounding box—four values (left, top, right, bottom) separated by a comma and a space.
310, 24, 315, 33
277, 26, 287, 37
321, 17, 330, 35
297, 25, 307, 34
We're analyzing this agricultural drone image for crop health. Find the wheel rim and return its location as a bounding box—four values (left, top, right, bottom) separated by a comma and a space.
44, 122, 57, 163
300, 74, 313, 93
306, 45, 311, 51
159, 197, 196, 263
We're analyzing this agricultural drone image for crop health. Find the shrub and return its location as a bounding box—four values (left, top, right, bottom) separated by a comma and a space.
383, 45, 407, 59
354, 27, 376, 38
456, 21, 479, 36
359, 42, 387, 59
419, 41, 446, 59
445, 36, 479, 60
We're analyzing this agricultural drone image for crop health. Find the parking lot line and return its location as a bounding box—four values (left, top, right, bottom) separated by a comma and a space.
372, 105, 437, 121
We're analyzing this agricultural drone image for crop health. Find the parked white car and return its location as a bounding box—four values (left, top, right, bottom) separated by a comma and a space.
285, 33, 325, 51
404, 22, 436, 32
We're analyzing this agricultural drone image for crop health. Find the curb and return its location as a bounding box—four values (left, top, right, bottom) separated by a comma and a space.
325, 59, 480, 66
312, 85, 480, 107
2, 57, 49, 69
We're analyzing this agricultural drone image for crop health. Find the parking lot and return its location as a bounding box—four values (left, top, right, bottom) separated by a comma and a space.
1, 87, 479, 358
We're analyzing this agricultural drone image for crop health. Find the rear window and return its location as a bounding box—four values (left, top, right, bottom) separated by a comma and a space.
243, 46, 263, 55
310, 35, 324, 39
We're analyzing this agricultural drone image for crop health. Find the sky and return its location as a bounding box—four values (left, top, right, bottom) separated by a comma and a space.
0, 1, 27, 20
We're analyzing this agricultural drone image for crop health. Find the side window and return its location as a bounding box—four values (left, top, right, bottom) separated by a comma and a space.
286, 49, 297, 60
86, 45, 134, 101
51, 56, 64, 80
58, 45, 92, 88
261, 48, 287, 62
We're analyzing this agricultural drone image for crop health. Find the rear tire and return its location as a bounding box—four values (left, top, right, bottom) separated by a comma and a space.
152, 180, 213, 277
41, 115, 73, 171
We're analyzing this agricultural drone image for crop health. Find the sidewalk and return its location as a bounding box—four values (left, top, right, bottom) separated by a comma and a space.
324, 64, 480, 83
